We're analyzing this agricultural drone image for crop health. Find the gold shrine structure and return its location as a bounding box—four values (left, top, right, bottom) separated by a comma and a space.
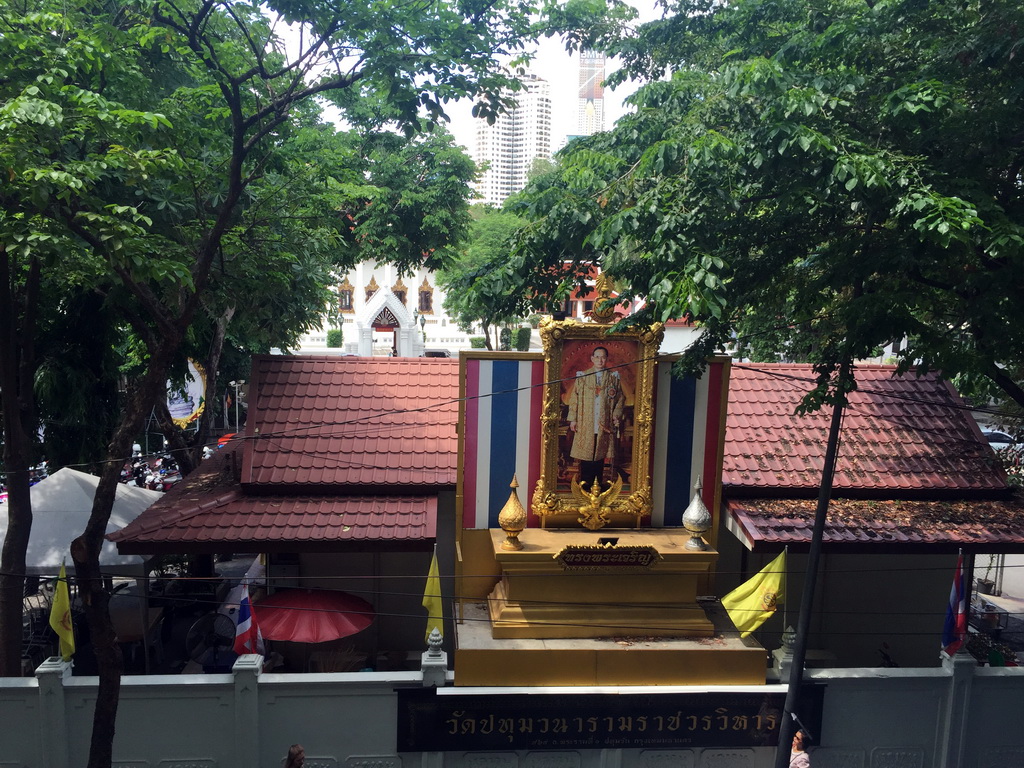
454, 281, 766, 686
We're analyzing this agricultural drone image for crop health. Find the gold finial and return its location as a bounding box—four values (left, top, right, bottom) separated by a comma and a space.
497, 475, 527, 550
590, 273, 617, 324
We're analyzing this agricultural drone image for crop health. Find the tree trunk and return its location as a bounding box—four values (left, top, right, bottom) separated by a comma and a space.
71, 532, 121, 768
0, 456, 31, 677
0, 246, 40, 676
71, 340, 179, 768
190, 306, 234, 469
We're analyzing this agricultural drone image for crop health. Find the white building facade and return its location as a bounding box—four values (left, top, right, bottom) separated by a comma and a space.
298, 262, 479, 358
472, 74, 552, 207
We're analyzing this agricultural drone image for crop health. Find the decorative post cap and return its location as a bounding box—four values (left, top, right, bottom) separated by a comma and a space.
498, 475, 527, 551
682, 476, 712, 551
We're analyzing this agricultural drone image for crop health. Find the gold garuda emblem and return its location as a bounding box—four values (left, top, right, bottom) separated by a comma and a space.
570, 476, 624, 530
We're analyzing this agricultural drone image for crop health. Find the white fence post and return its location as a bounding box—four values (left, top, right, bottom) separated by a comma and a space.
234, 654, 264, 767
938, 651, 976, 768
36, 657, 72, 768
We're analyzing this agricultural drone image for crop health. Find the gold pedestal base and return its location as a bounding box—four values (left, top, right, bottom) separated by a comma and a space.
487, 579, 714, 638
486, 528, 717, 639
455, 602, 768, 687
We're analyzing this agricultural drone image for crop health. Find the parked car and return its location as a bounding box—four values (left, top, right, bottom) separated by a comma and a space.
982, 430, 1017, 451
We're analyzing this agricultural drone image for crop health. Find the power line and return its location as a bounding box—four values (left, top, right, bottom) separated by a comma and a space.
43, 588, 1024, 636
18, 342, 1021, 477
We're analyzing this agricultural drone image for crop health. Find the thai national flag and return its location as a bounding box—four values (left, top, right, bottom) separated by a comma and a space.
651, 359, 726, 526
462, 357, 545, 529
233, 585, 264, 656
942, 554, 967, 655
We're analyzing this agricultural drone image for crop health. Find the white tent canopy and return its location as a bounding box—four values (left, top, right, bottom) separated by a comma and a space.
0, 467, 163, 577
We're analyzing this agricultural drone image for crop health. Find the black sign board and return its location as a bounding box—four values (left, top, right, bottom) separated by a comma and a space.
397, 687, 824, 752
554, 546, 662, 571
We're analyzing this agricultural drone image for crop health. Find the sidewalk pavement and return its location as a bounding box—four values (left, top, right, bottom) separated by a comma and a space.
976, 591, 1024, 660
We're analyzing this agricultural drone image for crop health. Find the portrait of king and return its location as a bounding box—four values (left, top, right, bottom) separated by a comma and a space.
558, 339, 638, 495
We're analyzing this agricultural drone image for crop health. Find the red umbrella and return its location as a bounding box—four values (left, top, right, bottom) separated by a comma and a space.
254, 589, 374, 644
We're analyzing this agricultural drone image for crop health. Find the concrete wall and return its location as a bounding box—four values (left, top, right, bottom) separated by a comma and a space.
4, 655, 1024, 768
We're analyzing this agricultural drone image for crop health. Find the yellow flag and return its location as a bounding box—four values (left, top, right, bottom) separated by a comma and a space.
721, 551, 786, 638
422, 548, 443, 642
48, 563, 75, 661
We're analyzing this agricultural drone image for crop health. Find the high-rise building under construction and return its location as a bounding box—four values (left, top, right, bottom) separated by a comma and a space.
577, 50, 606, 136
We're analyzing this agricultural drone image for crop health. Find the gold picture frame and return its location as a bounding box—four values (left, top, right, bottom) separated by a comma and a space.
531, 317, 664, 528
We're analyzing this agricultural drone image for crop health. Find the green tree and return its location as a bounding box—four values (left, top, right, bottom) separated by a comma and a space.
152, 123, 479, 472
0, 2, 181, 680
439, 205, 529, 349
512, 0, 1024, 411
0, 0, 546, 764
352, 127, 478, 270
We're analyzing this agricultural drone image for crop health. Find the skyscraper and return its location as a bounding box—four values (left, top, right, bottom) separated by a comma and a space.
577, 50, 605, 136
472, 74, 552, 207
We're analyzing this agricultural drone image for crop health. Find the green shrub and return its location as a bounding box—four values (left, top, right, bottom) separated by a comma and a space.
499, 327, 512, 351
515, 326, 531, 351
469, 336, 487, 349
326, 328, 343, 347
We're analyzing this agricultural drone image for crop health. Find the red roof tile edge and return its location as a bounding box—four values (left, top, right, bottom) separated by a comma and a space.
725, 496, 1024, 554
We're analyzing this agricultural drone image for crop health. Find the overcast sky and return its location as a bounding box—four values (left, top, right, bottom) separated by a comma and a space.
445, 0, 663, 156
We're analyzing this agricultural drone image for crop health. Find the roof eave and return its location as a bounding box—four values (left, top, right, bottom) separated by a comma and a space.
114, 537, 437, 557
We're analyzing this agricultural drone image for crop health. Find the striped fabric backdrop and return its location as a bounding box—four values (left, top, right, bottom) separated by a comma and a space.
459, 354, 727, 530
650, 359, 727, 526
461, 357, 545, 529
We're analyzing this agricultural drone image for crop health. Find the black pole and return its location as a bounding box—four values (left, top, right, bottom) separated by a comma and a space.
773, 363, 851, 768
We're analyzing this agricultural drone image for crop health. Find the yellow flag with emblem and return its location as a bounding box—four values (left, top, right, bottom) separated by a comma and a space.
721, 551, 786, 638
422, 547, 443, 642
49, 563, 75, 661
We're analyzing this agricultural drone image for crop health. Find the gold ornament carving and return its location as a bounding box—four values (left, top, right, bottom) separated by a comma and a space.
590, 273, 618, 324
365, 275, 379, 302
570, 476, 623, 530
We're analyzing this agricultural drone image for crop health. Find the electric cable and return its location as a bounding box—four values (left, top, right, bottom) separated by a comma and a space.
47, 588, 1024, 636
16, 333, 1022, 476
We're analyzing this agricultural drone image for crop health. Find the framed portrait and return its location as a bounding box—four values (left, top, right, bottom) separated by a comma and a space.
532, 317, 663, 528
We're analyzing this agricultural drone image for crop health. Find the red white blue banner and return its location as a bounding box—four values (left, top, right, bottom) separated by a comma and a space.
462, 357, 545, 529
651, 359, 726, 527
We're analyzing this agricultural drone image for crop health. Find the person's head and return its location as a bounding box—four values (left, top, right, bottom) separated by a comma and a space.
286, 744, 305, 768
792, 729, 810, 752
591, 346, 609, 370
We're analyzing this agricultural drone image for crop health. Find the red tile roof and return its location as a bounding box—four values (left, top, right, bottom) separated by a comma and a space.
726, 497, 1024, 554
242, 355, 460, 489
111, 356, 459, 553
110, 491, 436, 554
116, 358, 1020, 555
109, 442, 437, 553
723, 363, 1008, 497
